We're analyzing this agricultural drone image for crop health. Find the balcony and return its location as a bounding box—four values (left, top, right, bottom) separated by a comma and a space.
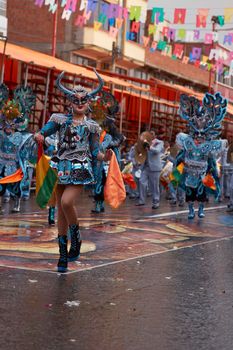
123, 40, 145, 64
215, 82, 233, 103
74, 26, 115, 52
73, 26, 145, 69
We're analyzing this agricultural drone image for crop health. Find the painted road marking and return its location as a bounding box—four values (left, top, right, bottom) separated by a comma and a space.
145, 205, 226, 219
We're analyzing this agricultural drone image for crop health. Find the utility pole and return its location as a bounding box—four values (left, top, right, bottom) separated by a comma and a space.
52, 0, 58, 57
111, 41, 120, 93
208, 16, 224, 93
111, 41, 116, 72
0, 35, 7, 84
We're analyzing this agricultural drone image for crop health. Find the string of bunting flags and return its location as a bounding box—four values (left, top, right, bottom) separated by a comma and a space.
149, 42, 233, 77
35, 0, 233, 75
35, 0, 233, 27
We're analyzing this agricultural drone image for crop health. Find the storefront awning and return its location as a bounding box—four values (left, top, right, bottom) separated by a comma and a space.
1, 41, 233, 116
0, 41, 149, 92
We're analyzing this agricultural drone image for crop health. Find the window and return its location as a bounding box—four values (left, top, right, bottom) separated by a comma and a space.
222, 74, 233, 88
0, 0, 6, 16
115, 67, 127, 75
102, 63, 110, 70
134, 69, 148, 81
74, 55, 96, 68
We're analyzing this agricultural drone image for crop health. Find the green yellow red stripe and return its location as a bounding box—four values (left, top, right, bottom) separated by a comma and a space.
36, 151, 57, 209
36, 155, 51, 194
36, 166, 57, 209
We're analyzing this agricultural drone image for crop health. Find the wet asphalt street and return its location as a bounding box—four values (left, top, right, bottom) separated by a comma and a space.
1, 195, 233, 350
1, 238, 233, 350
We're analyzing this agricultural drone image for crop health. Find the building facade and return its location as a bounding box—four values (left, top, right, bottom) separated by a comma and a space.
5, 0, 233, 142
0, 0, 7, 36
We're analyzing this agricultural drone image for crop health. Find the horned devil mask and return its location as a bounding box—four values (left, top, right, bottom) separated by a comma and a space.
56, 69, 104, 105
179, 92, 227, 140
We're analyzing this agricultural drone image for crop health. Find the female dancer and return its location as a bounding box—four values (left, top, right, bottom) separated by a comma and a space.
35, 70, 110, 272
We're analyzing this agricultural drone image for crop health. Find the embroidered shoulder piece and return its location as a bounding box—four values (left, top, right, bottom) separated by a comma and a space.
49, 113, 68, 125
176, 132, 189, 149
85, 119, 101, 134
209, 139, 228, 156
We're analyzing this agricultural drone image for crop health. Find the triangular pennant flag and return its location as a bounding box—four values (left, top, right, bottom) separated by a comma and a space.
94, 21, 102, 30
142, 36, 149, 47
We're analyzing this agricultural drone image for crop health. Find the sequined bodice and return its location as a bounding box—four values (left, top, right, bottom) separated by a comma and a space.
176, 132, 226, 188
58, 124, 91, 151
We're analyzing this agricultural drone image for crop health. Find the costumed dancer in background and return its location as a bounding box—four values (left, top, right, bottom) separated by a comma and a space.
165, 141, 185, 207
0, 84, 36, 213
172, 92, 228, 219
91, 92, 125, 214
35, 70, 110, 273
226, 138, 233, 212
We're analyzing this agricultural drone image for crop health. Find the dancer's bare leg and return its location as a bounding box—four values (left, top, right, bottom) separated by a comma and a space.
56, 185, 68, 235
60, 185, 83, 262
60, 185, 82, 225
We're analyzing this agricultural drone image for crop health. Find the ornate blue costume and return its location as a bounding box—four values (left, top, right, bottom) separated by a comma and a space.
92, 128, 124, 213
40, 113, 100, 185
175, 92, 227, 219
91, 92, 125, 213
36, 69, 104, 273
0, 84, 36, 213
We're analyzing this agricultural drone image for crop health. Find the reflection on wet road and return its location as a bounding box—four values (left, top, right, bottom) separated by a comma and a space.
1, 196, 233, 350
0, 196, 231, 274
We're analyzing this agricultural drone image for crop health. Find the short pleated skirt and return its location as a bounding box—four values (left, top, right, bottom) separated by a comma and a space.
50, 157, 95, 185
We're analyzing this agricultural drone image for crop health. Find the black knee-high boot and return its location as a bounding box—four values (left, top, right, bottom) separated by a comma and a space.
57, 235, 68, 273
68, 224, 82, 262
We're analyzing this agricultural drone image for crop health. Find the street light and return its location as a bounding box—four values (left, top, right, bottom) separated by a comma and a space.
208, 15, 224, 92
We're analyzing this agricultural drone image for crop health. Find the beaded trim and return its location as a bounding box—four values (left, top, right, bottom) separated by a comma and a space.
49, 113, 68, 125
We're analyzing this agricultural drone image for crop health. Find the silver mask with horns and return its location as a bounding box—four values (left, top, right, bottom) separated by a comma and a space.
56, 69, 104, 105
